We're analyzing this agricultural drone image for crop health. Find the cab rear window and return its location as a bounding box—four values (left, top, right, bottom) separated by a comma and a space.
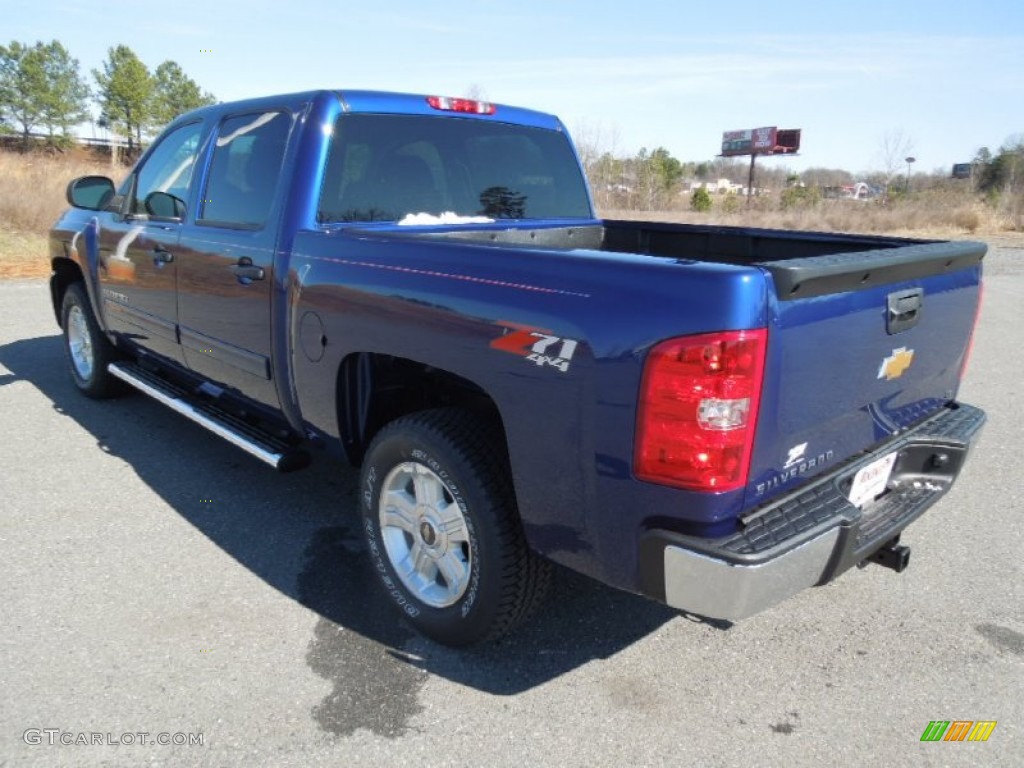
317, 114, 592, 223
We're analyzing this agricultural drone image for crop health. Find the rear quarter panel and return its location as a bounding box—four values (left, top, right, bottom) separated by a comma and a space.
288, 227, 769, 588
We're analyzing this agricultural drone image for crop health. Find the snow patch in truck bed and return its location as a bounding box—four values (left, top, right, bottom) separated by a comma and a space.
398, 212, 495, 226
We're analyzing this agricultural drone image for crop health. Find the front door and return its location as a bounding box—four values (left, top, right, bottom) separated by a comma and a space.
98, 121, 204, 364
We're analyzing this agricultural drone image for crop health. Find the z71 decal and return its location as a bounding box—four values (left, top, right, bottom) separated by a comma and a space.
491, 322, 579, 373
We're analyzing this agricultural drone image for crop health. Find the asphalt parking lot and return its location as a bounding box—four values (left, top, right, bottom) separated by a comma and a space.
1, 241, 1021, 767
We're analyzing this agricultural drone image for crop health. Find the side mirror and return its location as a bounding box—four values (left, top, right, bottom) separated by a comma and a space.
66, 176, 115, 211
144, 191, 186, 219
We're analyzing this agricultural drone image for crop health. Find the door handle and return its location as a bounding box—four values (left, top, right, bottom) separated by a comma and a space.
152, 246, 174, 265
230, 257, 265, 283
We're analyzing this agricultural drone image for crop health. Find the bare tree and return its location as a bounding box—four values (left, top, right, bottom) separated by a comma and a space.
877, 128, 915, 199
571, 120, 625, 209
571, 119, 601, 172
572, 121, 620, 169
463, 83, 489, 101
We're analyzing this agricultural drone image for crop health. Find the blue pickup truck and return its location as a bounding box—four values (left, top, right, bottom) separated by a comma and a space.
50, 90, 986, 645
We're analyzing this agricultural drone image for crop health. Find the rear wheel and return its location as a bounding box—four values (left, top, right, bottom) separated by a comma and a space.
61, 282, 124, 398
360, 408, 550, 646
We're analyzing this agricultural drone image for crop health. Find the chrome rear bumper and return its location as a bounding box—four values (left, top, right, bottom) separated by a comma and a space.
644, 402, 985, 621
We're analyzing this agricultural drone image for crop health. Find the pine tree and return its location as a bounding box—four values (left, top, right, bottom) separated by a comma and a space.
0, 41, 48, 148
37, 41, 90, 144
150, 60, 215, 129
93, 45, 152, 153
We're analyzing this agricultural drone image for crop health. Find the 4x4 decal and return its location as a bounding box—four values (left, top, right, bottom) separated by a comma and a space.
491, 322, 579, 373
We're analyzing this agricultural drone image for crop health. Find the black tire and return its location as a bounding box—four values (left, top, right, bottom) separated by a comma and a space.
60, 282, 124, 399
360, 408, 550, 646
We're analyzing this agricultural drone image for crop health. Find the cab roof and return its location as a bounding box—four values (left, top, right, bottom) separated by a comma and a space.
175, 89, 565, 132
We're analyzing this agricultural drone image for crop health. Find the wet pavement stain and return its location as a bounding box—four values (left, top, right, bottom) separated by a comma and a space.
770, 711, 799, 734
975, 623, 1024, 657
295, 524, 687, 729
299, 525, 427, 738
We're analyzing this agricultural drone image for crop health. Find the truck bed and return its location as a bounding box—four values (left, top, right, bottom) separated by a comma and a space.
407, 219, 985, 299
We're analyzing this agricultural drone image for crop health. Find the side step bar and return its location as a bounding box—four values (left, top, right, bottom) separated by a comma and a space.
108, 362, 310, 472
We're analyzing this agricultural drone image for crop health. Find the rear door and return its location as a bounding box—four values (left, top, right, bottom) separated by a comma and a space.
747, 243, 984, 505
175, 109, 293, 408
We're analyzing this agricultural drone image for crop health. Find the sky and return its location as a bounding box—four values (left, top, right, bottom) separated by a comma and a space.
6, 0, 1023, 176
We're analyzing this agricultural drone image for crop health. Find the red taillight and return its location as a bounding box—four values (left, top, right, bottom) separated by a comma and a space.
634, 329, 767, 492
959, 280, 984, 380
426, 95, 496, 115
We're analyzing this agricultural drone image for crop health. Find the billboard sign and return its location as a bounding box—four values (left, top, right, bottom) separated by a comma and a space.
751, 126, 778, 151
721, 126, 800, 156
721, 129, 754, 156
775, 129, 801, 154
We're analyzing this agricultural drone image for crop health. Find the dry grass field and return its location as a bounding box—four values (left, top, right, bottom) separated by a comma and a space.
603, 194, 1005, 239
0, 230, 52, 279
1, 150, 1020, 280
0, 150, 119, 278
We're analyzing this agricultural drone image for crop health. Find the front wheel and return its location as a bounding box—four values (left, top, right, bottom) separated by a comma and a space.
360, 408, 549, 646
61, 282, 124, 398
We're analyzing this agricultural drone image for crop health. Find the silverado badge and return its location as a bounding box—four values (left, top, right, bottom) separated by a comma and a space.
878, 347, 915, 380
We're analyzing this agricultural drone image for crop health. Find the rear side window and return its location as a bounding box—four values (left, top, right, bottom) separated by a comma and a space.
318, 114, 592, 223
200, 111, 290, 228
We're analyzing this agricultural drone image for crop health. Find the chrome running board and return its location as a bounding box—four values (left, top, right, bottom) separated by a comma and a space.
108, 362, 310, 472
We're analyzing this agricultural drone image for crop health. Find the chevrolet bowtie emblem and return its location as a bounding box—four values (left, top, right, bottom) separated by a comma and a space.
878, 347, 915, 380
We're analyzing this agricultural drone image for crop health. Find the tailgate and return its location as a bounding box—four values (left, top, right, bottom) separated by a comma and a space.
747, 240, 984, 505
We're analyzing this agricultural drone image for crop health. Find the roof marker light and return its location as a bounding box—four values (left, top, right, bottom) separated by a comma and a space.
427, 95, 496, 115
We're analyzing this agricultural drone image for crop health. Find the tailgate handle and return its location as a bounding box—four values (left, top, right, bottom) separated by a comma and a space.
887, 288, 923, 334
